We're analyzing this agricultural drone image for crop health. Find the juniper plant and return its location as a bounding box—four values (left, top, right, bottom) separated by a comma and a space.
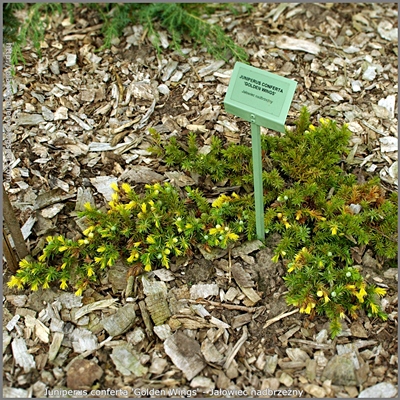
4, 3, 249, 65
149, 107, 397, 337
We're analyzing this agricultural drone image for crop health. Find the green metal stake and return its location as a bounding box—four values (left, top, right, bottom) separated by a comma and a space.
250, 117, 265, 240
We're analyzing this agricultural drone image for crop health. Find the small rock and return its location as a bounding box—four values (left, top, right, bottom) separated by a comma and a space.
201, 338, 224, 364
58, 292, 83, 309
3, 387, 29, 398
279, 372, 294, 387
50, 60, 60, 75
378, 94, 396, 119
66, 53, 77, 67
255, 351, 266, 370
383, 268, 398, 281
89, 176, 118, 202
349, 203, 362, 214
377, 20, 398, 41
162, 60, 178, 81
216, 371, 230, 390
261, 377, 280, 391
119, 166, 163, 184
18, 113, 44, 126
107, 260, 129, 293
54, 106, 69, 120
344, 46, 360, 54
164, 331, 206, 380
66, 359, 103, 390
379, 137, 398, 153
71, 328, 98, 353
80, 90, 95, 103
171, 70, 183, 82
198, 60, 225, 77
350, 322, 368, 338
190, 376, 215, 391
41, 370, 55, 386
358, 382, 398, 398
322, 351, 368, 386
232, 240, 264, 258
362, 251, 379, 269
286, 348, 310, 362
183, 91, 195, 101
153, 324, 172, 340
190, 284, 219, 300
351, 80, 362, 92
102, 303, 136, 336
240, 254, 255, 264
157, 84, 170, 96
275, 35, 320, 55
41, 106, 54, 121
372, 104, 390, 119
11, 337, 36, 373
224, 287, 239, 302
306, 359, 317, 382
149, 356, 168, 375
330, 92, 344, 102
303, 384, 326, 398
264, 354, 278, 375
347, 121, 363, 134
110, 343, 148, 377
41, 203, 65, 218
198, 244, 227, 261
225, 360, 239, 379
315, 329, 328, 344
363, 66, 376, 81
6, 296, 25, 307
126, 327, 145, 346
344, 385, 359, 397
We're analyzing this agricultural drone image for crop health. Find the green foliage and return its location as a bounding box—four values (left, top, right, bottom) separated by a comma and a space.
3, 3, 25, 44
149, 129, 252, 184
150, 107, 397, 337
126, 3, 249, 61
5, 3, 249, 65
8, 182, 243, 296
8, 107, 396, 337
4, 3, 64, 65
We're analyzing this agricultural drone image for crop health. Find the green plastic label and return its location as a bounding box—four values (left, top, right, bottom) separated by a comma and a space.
224, 62, 297, 132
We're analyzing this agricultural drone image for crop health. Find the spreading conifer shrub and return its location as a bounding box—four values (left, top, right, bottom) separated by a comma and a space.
149, 107, 397, 337
8, 183, 244, 296
9, 108, 397, 337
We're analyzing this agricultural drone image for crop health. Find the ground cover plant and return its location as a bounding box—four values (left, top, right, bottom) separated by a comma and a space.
3, 3, 249, 65
149, 107, 397, 337
8, 107, 397, 338
8, 182, 244, 295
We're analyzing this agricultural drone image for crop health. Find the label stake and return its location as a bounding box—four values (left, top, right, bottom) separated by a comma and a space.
224, 62, 297, 240
250, 121, 265, 240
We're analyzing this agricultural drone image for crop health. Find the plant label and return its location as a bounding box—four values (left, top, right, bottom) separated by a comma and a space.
224, 62, 297, 132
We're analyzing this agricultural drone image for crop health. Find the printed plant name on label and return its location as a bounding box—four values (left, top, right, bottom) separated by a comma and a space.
224, 62, 297, 132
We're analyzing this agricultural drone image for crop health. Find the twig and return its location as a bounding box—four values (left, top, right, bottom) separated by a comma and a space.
223, 325, 248, 370
188, 298, 258, 313
188, 59, 201, 81
65, 336, 113, 371
3, 229, 19, 273
228, 247, 232, 285
263, 308, 299, 329
3, 184, 29, 262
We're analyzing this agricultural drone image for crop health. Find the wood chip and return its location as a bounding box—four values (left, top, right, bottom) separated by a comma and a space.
275, 35, 320, 54
164, 331, 206, 380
